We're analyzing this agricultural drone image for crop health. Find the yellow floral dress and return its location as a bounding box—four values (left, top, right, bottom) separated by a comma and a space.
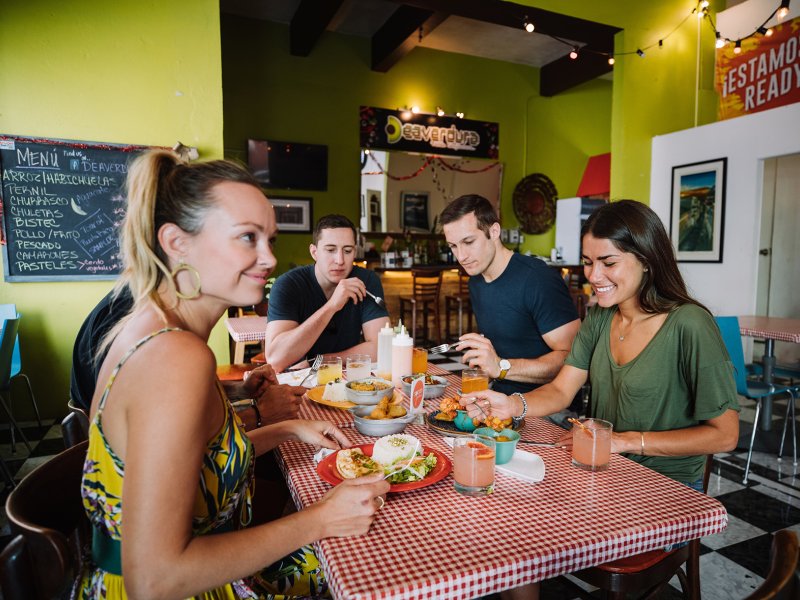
79, 328, 328, 599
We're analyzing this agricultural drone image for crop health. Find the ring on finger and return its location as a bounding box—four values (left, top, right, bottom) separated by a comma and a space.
374, 496, 385, 510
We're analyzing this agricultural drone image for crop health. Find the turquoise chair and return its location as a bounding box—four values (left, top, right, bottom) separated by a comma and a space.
0, 316, 34, 455
0, 304, 42, 437
716, 316, 797, 484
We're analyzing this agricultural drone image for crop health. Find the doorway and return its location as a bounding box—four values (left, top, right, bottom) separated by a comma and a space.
756, 153, 800, 367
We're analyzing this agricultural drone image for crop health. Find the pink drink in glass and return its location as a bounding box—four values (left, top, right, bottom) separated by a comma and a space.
453, 436, 495, 495
572, 418, 612, 471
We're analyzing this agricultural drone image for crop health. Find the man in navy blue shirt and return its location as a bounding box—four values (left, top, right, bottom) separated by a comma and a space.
441, 195, 580, 396
265, 214, 389, 372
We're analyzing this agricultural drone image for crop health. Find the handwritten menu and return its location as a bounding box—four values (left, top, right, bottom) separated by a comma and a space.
0, 135, 149, 281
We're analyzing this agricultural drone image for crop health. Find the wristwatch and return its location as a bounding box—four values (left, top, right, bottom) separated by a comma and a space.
497, 358, 511, 380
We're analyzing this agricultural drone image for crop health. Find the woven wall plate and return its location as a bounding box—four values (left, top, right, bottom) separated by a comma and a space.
512, 173, 558, 234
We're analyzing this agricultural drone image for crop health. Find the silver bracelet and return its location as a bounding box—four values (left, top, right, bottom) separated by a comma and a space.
511, 392, 528, 419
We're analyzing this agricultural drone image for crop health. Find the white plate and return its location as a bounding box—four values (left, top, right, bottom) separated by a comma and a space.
496, 450, 545, 482
277, 368, 314, 387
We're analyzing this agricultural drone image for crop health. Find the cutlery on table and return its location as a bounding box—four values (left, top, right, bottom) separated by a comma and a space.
517, 440, 557, 447
300, 354, 323, 386
364, 290, 386, 308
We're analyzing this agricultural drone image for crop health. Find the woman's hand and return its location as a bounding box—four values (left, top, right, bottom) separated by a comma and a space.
459, 390, 520, 420
286, 420, 350, 450
314, 472, 390, 538
555, 428, 630, 455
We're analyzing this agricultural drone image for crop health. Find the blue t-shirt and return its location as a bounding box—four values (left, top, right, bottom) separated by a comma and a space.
469, 253, 578, 395
267, 264, 388, 361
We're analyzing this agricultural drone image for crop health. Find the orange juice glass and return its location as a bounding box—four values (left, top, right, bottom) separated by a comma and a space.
453, 435, 495, 495
317, 357, 343, 385
571, 418, 613, 471
412, 347, 428, 374
462, 369, 489, 394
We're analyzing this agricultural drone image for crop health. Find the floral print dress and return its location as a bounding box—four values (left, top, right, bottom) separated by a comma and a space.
78, 328, 328, 599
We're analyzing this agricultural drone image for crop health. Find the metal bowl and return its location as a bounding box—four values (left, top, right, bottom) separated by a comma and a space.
400, 374, 448, 399
345, 377, 394, 405
351, 405, 413, 436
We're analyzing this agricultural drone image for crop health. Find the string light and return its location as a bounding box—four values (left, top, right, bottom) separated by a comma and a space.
715, 32, 727, 48
455, 112, 465, 119
766, 27, 774, 36
569, 48, 578, 59
777, 0, 790, 19
636, 48, 645, 57
734, 39, 742, 54
436, 106, 445, 116
608, 55, 615, 65
410, 105, 420, 114
523, 16, 535, 33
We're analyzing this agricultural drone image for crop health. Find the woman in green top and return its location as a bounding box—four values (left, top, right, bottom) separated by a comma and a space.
463, 200, 739, 485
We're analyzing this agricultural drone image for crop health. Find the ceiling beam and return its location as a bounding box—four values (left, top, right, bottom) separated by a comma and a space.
290, 0, 346, 56
540, 52, 612, 97
371, 6, 448, 72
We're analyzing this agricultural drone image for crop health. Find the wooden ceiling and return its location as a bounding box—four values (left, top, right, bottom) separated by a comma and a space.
230, 0, 623, 96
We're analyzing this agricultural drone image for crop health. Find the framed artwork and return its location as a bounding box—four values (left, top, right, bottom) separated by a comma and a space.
669, 158, 727, 263
268, 196, 312, 233
400, 191, 429, 231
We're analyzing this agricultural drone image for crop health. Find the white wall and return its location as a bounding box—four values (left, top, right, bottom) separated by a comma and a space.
650, 102, 800, 316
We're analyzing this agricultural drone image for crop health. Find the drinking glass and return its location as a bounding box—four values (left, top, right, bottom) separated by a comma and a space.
462, 369, 489, 394
412, 347, 428, 374
571, 418, 613, 472
317, 357, 343, 385
453, 434, 495, 495
346, 354, 372, 381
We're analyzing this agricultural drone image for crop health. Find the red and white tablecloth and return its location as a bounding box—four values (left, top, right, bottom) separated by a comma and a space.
738, 315, 800, 344
277, 366, 729, 600
225, 316, 267, 342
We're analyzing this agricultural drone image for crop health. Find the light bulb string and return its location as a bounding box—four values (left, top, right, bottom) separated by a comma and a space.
363, 153, 499, 180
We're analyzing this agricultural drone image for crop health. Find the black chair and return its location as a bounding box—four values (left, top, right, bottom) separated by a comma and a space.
444, 267, 473, 340
563, 455, 713, 600
399, 268, 443, 345
744, 529, 799, 600
64, 398, 90, 447
4, 440, 90, 599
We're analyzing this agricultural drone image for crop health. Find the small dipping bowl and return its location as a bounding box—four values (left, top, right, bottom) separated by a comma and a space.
400, 374, 448, 399
350, 405, 412, 436
345, 377, 394, 405
453, 410, 478, 432
474, 427, 520, 465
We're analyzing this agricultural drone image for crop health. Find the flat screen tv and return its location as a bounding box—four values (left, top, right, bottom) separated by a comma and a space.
247, 139, 328, 191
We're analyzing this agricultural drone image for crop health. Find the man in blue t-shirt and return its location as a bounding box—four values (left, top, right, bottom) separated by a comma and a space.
441, 195, 580, 396
265, 214, 389, 372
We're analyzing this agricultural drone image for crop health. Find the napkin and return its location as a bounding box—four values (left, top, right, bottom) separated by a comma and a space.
442, 437, 546, 483
278, 368, 315, 388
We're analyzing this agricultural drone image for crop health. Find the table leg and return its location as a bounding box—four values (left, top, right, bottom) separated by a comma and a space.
760, 339, 776, 431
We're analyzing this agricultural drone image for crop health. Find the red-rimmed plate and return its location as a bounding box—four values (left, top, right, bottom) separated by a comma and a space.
316, 444, 452, 492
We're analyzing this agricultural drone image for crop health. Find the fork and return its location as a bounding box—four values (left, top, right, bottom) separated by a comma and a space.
383, 440, 421, 480
428, 342, 458, 354
300, 354, 323, 386
364, 290, 386, 308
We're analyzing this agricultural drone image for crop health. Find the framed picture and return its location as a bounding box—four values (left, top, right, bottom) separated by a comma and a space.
400, 191, 429, 231
268, 196, 312, 233
669, 158, 727, 263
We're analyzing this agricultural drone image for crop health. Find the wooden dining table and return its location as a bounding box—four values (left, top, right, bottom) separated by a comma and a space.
278, 366, 728, 600
739, 315, 800, 431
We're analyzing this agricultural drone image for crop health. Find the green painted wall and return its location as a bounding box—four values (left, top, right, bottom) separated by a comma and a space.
221, 17, 613, 263
520, 0, 721, 202
0, 0, 228, 418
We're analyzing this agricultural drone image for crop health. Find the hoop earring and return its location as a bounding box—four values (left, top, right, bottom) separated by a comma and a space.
172, 261, 202, 300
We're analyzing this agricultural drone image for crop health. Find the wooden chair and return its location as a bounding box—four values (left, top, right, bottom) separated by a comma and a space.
0, 535, 37, 600
5, 440, 90, 599
399, 268, 443, 345
64, 398, 90, 447
744, 529, 799, 600
570, 290, 588, 320
563, 455, 714, 600
444, 267, 473, 340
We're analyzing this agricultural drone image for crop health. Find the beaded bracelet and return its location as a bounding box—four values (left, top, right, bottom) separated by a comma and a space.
250, 399, 263, 428
511, 392, 528, 419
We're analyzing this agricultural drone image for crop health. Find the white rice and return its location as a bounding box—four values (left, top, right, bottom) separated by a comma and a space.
372, 433, 420, 467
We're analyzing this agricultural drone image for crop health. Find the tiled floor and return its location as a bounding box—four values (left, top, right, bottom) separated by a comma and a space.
2, 353, 797, 599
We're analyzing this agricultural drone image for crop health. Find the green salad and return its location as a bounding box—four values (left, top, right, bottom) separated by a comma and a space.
384, 453, 438, 483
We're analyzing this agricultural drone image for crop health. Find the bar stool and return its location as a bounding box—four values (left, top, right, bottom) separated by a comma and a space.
399, 268, 443, 345
444, 267, 473, 340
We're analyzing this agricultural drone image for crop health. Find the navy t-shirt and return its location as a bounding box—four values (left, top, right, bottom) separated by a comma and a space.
469, 253, 578, 395
267, 264, 388, 361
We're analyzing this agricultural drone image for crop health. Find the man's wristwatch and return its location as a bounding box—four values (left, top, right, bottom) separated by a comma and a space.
497, 358, 511, 380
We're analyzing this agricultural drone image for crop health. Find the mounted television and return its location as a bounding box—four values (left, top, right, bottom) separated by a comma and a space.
247, 139, 328, 191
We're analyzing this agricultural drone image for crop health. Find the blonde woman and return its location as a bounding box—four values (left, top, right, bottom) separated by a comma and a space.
80, 150, 388, 599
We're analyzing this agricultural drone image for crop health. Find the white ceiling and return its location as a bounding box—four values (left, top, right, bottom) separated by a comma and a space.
220, 0, 584, 68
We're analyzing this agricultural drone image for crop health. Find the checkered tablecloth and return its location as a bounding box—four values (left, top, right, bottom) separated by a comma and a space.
224, 316, 267, 342
739, 315, 800, 344
277, 406, 728, 599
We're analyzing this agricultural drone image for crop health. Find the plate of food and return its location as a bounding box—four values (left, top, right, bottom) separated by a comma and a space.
305, 382, 356, 409
426, 397, 524, 436
316, 433, 451, 492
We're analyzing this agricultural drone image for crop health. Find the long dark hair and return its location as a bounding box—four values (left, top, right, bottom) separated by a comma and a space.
581, 200, 708, 314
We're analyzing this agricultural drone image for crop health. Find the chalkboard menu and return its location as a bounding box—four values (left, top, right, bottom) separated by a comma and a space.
0, 135, 149, 282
